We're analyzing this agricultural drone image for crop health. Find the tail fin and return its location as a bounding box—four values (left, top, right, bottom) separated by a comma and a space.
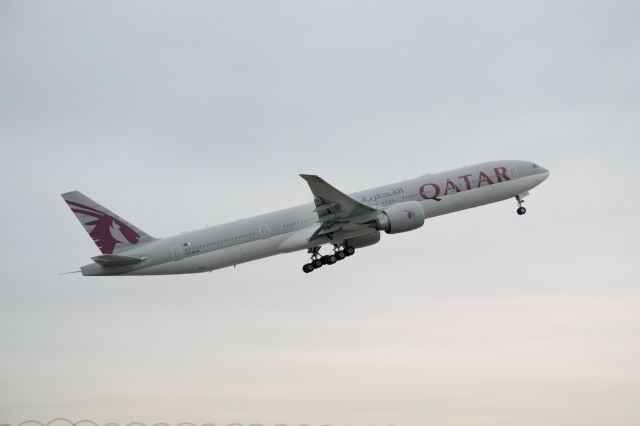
61, 191, 155, 254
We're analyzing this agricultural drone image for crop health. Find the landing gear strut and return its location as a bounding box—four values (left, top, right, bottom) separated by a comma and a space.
516, 195, 527, 215
302, 246, 323, 273
302, 244, 356, 273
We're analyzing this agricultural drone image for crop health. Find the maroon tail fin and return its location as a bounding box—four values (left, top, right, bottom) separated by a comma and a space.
61, 191, 155, 254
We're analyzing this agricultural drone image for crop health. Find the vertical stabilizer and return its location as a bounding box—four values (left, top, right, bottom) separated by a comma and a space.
61, 191, 155, 254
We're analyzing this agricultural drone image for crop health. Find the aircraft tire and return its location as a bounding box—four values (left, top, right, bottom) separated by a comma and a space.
345, 246, 356, 256
303, 264, 313, 273
336, 251, 346, 260
517, 207, 527, 215
313, 258, 323, 268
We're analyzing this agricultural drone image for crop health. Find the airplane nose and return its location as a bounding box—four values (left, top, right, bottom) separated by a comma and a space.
538, 166, 550, 181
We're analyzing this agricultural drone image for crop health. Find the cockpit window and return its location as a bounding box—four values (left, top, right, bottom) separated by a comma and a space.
532, 163, 539, 168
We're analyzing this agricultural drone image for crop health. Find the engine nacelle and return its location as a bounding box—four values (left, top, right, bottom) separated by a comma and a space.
345, 232, 381, 249
376, 200, 425, 234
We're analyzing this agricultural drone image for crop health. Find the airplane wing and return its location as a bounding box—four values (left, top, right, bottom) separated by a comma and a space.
300, 174, 378, 240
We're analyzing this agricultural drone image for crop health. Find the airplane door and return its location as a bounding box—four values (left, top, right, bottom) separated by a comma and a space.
258, 224, 271, 239
508, 166, 519, 179
171, 245, 183, 260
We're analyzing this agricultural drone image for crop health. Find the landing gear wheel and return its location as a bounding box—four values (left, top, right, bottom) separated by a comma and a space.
515, 195, 527, 216
336, 250, 346, 260
313, 258, 323, 269
327, 254, 338, 265
302, 263, 314, 273
345, 246, 355, 256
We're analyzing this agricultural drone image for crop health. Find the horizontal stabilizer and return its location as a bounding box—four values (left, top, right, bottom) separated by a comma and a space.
91, 254, 146, 267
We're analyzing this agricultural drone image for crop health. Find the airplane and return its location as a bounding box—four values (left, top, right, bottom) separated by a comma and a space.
62, 160, 549, 276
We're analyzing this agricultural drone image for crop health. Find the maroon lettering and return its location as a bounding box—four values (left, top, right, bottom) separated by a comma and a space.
494, 167, 510, 183
419, 183, 441, 201
458, 174, 472, 190
444, 179, 461, 195
477, 171, 494, 187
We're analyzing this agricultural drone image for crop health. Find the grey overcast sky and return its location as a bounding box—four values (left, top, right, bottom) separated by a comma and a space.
1, 1, 639, 425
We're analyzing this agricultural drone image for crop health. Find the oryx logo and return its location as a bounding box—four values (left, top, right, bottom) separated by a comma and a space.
66, 200, 141, 254
404, 210, 415, 219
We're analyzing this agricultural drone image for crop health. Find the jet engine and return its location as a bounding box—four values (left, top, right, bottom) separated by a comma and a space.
374, 200, 425, 234
345, 232, 381, 248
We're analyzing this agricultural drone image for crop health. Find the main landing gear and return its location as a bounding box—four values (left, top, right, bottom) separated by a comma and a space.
516, 194, 527, 215
302, 244, 356, 273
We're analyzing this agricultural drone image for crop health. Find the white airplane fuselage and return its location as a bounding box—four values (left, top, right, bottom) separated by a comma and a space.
69, 160, 549, 276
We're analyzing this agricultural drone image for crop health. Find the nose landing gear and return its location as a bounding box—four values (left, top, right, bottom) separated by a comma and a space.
516, 194, 527, 215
